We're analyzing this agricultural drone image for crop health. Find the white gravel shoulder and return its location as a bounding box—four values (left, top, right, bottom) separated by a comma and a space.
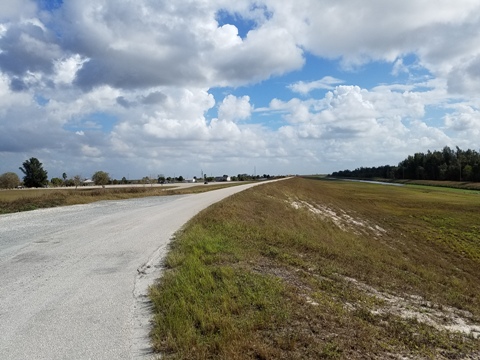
0, 182, 263, 360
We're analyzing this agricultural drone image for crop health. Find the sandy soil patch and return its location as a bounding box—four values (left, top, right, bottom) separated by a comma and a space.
288, 199, 386, 238
343, 276, 480, 339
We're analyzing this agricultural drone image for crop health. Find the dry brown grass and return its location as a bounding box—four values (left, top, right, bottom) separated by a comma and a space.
0, 183, 241, 214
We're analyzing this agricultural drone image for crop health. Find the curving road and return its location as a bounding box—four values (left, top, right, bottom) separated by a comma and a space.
0, 183, 260, 359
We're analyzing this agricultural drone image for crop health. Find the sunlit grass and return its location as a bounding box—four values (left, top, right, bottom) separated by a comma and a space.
0, 183, 242, 214
149, 177, 480, 359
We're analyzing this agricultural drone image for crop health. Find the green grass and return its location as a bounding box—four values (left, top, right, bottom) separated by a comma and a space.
320, 176, 480, 193
149, 177, 480, 359
396, 179, 480, 191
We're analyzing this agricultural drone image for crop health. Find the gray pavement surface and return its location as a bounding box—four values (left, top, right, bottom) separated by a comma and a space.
0, 183, 259, 359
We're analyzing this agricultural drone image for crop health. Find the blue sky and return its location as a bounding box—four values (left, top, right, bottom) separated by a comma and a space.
1, 1, 480, 180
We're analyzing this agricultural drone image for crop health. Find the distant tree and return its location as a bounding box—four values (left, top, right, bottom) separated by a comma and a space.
141, 176, 150, 186
62, 172, 67, 183
463, 165, 473, 181
92, 171, 110, 187
177, 175, 184, 182
73, 175, 82, 189
158, 176, 166, 184
121, 176, 128, 184
0, 172, 21, 189
51, 177, 63, 187
19, 157, 48, 188
64, 179, 75, 187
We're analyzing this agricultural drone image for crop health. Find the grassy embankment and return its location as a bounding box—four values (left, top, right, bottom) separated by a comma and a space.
0, 183, 240, 214
149, 177, 480, 359
326, 176, 480, 192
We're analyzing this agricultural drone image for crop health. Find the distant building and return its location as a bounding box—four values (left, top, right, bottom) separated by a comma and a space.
82, 179, 94, 186
214, 175, 231, 182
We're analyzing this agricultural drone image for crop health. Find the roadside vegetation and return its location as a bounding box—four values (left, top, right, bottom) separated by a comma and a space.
0, 183, 240, 214
149, 176, 480, 359
385, 179, 480, 191
331, 146, 480, 182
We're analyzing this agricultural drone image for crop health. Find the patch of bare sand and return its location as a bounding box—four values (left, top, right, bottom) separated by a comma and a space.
343, 276, 480, 339
288, 199, 386, 238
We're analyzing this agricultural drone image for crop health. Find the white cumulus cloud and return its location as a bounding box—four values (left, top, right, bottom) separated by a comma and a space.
1, 0, 480, 177
218, 95, 253, 122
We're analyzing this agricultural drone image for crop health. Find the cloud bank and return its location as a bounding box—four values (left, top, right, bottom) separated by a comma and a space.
1, 0, 479, 178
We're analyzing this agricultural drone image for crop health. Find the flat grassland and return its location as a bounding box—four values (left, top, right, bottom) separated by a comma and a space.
0, 184, 239, 214
149, 177, 480, 359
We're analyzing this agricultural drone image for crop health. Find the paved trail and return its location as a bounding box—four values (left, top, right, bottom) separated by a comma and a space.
0, 183, 259, 359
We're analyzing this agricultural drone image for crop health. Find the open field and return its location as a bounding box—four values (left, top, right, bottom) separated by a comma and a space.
321, 176, 480, 192
0, 183, 242, 214
394, 179, 480, 192
149, 176, 480, 359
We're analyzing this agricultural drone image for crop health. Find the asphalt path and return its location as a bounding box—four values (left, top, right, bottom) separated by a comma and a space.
0, 183, 261, 359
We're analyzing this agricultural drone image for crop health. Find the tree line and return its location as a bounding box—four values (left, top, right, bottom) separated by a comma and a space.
330, 146, 480, 182
1, 157, 275, 189
0, 157, 112, 189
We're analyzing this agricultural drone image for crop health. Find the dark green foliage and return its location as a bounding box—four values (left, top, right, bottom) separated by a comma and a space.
19, 157, 48, 188
50, 177, 63, 187
64, 179, 75, 187
331, 146, 480, 182
331, 165, 396, 179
